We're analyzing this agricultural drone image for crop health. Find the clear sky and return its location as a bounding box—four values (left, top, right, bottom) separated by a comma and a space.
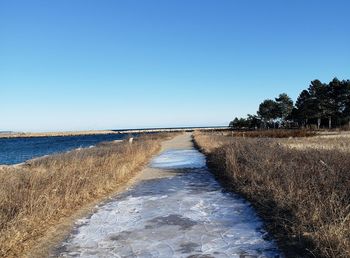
1, 0, 349, 132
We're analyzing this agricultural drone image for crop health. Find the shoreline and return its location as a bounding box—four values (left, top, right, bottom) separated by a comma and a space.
0, 140, 124, 168
0, 130, 120, 139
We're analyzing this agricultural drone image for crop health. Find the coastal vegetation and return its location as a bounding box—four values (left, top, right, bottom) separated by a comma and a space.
230, 78, 350, 129
0, 133, 173, 257
227, 129, 315, 138
194, 131, 350, 257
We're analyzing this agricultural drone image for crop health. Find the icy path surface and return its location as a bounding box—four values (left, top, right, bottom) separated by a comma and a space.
56, 148, 281, 258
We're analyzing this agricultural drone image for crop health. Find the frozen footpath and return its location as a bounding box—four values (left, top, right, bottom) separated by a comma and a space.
55, 133, 281, 258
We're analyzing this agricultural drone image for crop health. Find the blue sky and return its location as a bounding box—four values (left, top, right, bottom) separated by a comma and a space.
1, 0, 349, 132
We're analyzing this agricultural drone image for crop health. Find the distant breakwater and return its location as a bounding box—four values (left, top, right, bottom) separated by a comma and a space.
0, 127, 229, 139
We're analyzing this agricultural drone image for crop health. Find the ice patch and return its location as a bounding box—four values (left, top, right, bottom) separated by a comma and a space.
150, 149, 206, 169
56, 148, 282, 258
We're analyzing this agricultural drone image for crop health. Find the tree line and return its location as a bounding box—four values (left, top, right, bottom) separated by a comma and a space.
229, 78, 350, 129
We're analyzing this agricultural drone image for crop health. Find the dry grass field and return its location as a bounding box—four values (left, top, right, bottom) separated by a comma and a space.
0, 133, 173, 257
194, 130, 350, 258
226, 129, 316, 138
281, 132, 350, 152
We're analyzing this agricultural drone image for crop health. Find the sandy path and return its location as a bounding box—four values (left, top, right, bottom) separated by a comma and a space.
54, 133, 281, 258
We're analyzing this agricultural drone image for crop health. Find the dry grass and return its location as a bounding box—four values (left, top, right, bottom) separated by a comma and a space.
194, 132, 350, 258
0, 133, 173, 257
282, 133, 350, 152
222, 129, 316, 138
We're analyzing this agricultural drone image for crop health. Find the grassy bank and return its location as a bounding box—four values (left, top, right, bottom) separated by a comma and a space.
194, 131, 350, 258
0, 133, 172, 257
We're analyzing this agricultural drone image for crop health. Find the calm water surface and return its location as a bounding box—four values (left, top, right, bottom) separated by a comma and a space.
0, 134, 135, 165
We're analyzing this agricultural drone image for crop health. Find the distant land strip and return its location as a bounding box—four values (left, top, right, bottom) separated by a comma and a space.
0, 127, 229, 138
